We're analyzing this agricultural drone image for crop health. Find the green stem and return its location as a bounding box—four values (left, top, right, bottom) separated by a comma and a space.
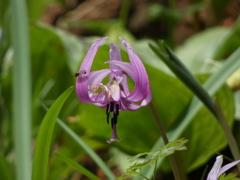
149, 102, 181, 180
167, 0, 176, 47
200, 165, 208, 180
10, 0, 32, 179
119, 0, 131, 27
214, 99, 240, 171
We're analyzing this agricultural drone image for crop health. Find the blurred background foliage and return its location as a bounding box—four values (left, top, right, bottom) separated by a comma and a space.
1, 0, 240, 179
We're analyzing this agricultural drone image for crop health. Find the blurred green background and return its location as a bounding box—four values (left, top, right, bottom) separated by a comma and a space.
1, 0, 240, 179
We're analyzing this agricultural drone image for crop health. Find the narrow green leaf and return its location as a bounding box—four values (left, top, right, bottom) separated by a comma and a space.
54, 152, 100, 180
149, 42, 215, 114
40, 101, 116, 180
134, 48, 240, 180
56, 119, 116, 180
10, 0, 32, 179
32, 86, 74, 180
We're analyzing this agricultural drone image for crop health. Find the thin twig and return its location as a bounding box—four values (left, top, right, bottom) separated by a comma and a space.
149, 102, 182, 180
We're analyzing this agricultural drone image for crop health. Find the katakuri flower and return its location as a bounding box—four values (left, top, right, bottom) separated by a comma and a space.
75, 37, 152, 143
207, 155, 240, 180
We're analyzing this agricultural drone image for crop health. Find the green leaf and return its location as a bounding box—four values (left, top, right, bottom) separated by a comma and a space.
149, 42, 215, 115
118, 139, 188, 180
219, 173, 240, 180
32, 86, 74, 180
134, 48, 240, 180
175, 22, 240, 74
0, 153, 15, 180
54, 152, 100, 180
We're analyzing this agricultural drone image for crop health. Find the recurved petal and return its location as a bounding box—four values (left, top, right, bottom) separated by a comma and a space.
76, 37, 107, 104
218, 159, 240, 178
141, 89, 152, 106
121, 99, 141, 111
88, 69, 111, 87
119, 37, 151, 103
206, 156, 223, 180
105, 60, 135, 80
79, 37, 108, 73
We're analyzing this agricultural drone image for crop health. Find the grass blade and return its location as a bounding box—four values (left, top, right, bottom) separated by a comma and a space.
149, 42, 214, 114
54, 152, 100, 180
134, 47, 240, 180
32, 87, 74, 180
56, 119, 116, 180
10, 0, 31, 179
39, 102, 116, 180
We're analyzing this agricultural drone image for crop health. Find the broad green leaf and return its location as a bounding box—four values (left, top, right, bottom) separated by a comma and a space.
30, 24, 74, 126
32, 86, 74, 180
34, 23, 85, 74
175, 22, 240, 74
54, 152, 100, 180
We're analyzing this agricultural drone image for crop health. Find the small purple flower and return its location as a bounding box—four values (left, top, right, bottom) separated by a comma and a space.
207, 156, 240, 180
76, 37, 152, 143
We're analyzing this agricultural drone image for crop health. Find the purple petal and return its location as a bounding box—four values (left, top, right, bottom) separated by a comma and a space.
109, 81, 121, 102
109, 43, 122, 70
76, 37, 107, 103
121, 98, 141, 111
88, 69, 111, 88
105, 60, 135, 80
120, 74, 130, 96
218, 159, 240, 177
207, 156, 223, 180
119, 37, 151, 103
79, 37, 108, 74
141, 89, 152, 106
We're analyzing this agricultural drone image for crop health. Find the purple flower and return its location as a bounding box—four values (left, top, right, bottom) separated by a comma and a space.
76, 37, 152, 143
207, 156, 240, 180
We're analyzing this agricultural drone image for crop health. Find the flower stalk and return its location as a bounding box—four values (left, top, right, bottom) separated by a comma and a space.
148, 102, 182, 180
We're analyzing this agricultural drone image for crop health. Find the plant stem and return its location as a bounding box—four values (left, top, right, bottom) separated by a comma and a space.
214, 99, 240, 171
119, 0, 131, 27
149, 102, 181, 180
10, 0, 32, 179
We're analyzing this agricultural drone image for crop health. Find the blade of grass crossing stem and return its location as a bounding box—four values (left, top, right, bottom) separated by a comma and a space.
150, 42, 215, 114
32, 87, 74, 180
134, 47, 240, 180
39, 102, 116, 180
10, 0, 32, 180
54, 152, 100, 180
